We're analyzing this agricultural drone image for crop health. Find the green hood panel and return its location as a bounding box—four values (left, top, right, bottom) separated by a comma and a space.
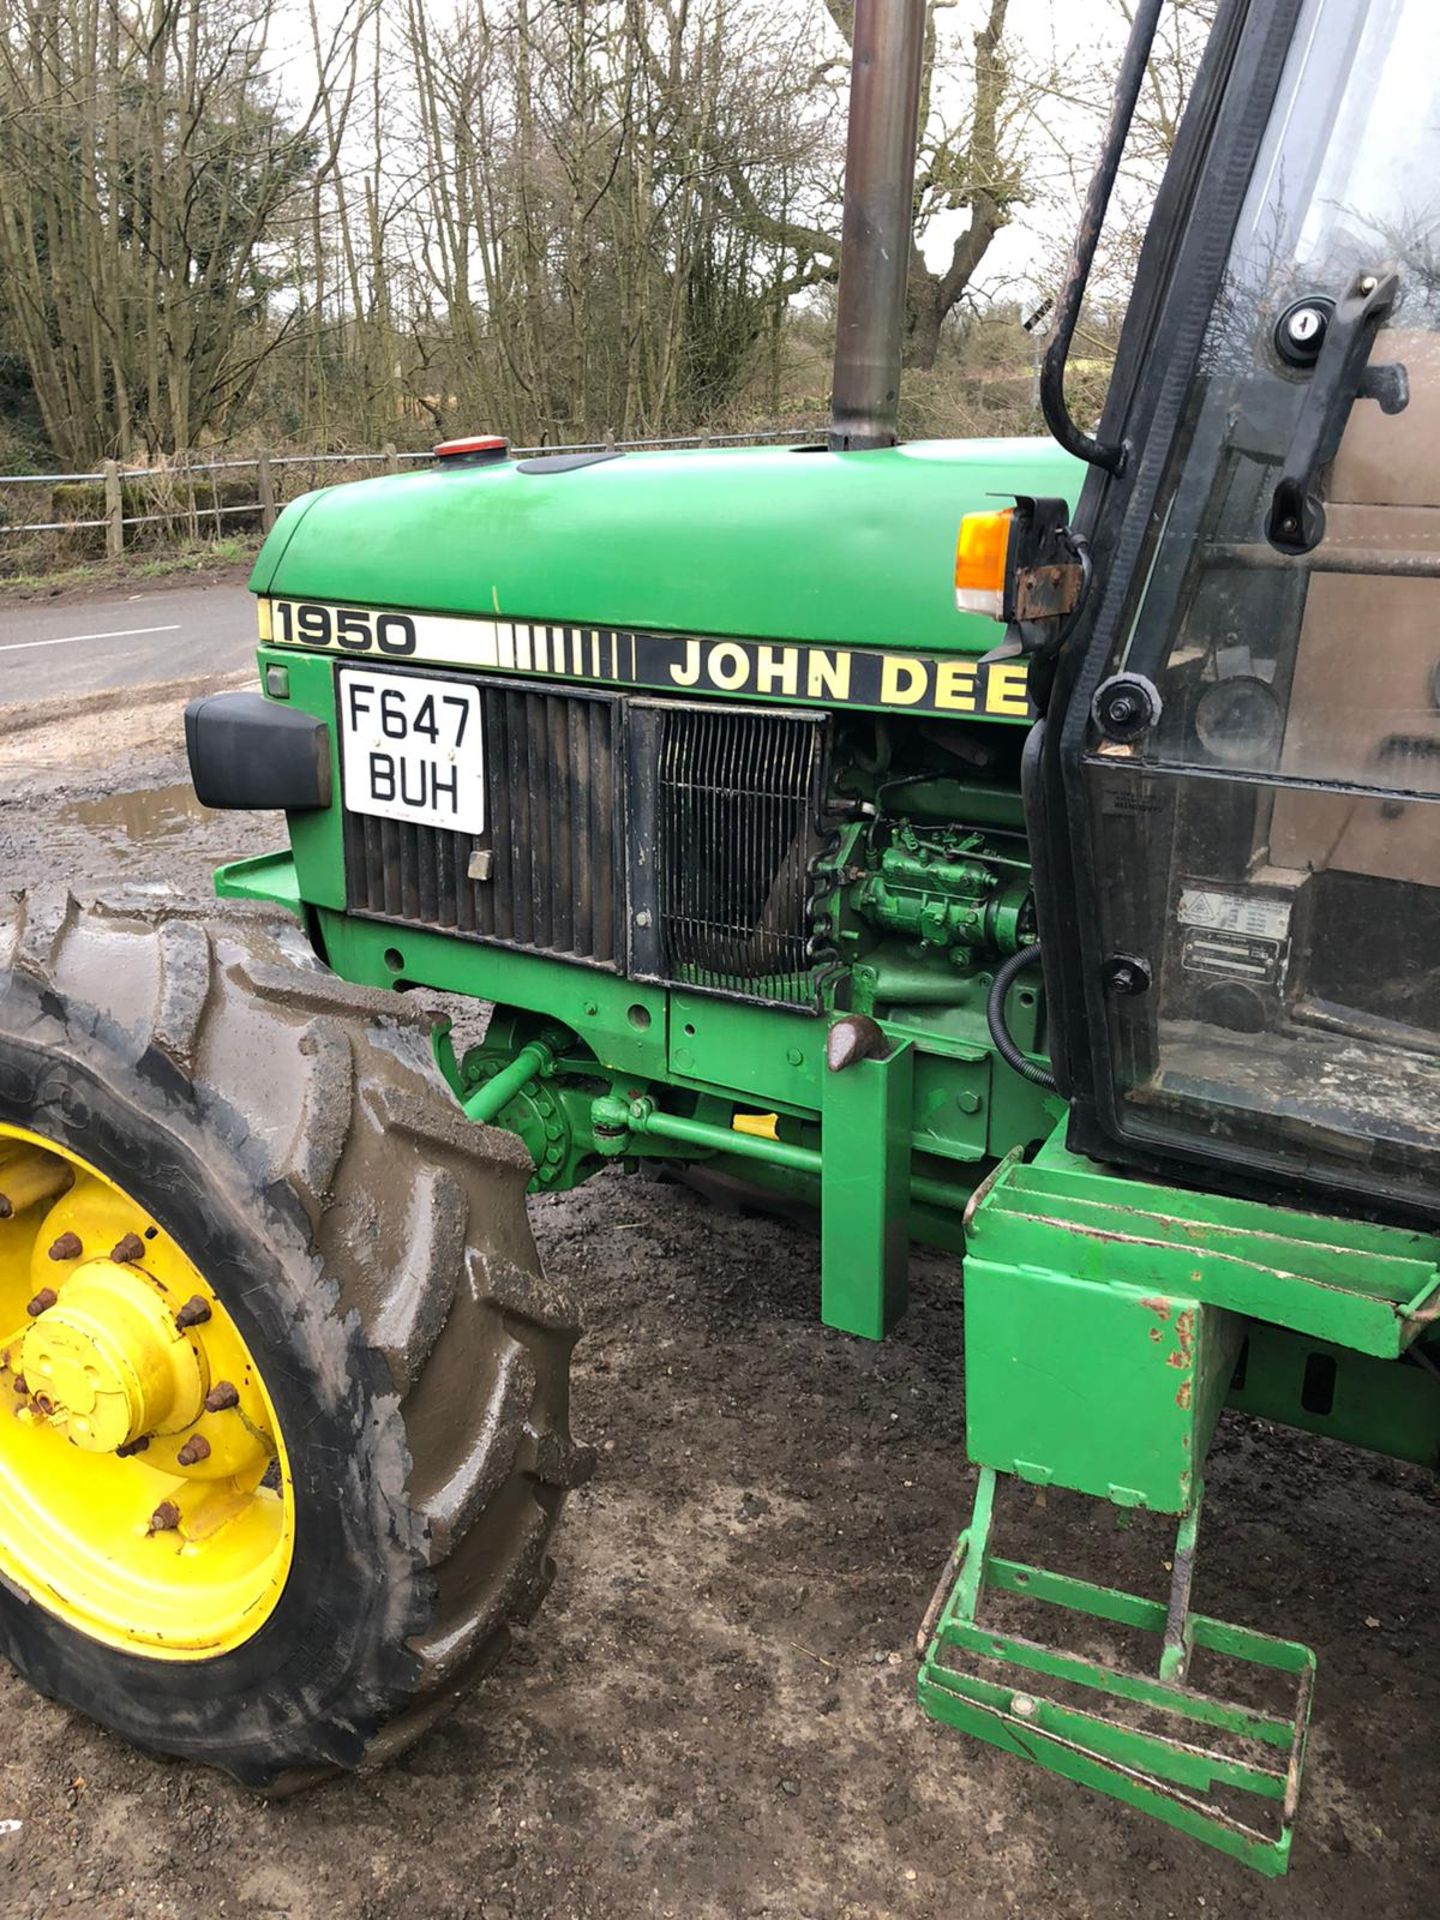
253, 437, 1082, 656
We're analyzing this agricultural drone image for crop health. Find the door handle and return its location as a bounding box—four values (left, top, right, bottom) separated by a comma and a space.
1265, 267, 1407, 556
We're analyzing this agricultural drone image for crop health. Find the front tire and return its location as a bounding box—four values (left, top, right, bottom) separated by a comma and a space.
0, 891, 587, 1786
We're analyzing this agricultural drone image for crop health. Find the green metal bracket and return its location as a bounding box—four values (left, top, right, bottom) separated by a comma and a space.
820, 1039, 915, 1340
917, 1469, 1316, 1878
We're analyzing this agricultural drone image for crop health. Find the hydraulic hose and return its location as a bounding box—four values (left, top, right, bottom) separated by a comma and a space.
986, 944, 1058, 1093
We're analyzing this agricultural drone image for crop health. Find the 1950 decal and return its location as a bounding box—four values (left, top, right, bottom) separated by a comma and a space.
270, 600, 418, 655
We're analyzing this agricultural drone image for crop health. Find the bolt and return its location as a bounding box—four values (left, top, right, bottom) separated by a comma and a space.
1106, 693, 1139, 726
204, 1381, 240, 1413
115, 1435, 151, 1458
147, 1501, 181, 1534
25, 1288, 58, 1318
176, 1434, 211, 1467
1011, 1693, 1038, 1720
12, 1376, 27, 1396
31, 1393, 55, 1417
174, 1295, 212, 1331
48, 1232, 83, 1262
110, 1232, 145, 1265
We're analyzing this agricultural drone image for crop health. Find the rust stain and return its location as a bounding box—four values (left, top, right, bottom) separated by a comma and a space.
1175, 1381, 1193, 1411
1148, 1326, 1163, 1344
1174, 1308, 1196, 1364
1165, 1350, 1188, 1370
1141, 1295, 1171, 1320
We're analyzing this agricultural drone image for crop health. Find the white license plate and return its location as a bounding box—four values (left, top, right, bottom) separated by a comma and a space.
338, 669, 485, 833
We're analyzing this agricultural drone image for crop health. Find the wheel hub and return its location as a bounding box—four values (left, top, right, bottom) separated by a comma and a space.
21, 1259, 205, 1453
0, 1121, 293, 1658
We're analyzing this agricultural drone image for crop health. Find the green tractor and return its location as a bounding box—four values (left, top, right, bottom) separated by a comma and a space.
1, 0, 1435, 1877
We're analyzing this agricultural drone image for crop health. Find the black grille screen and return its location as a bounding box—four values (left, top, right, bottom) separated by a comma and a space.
343, 680, 624, 967
341, 672, 829, 1004
651, 705, 827, 1004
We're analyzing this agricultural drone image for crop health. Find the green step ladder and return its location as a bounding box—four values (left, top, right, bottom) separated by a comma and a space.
917, 1470, 1315, 1877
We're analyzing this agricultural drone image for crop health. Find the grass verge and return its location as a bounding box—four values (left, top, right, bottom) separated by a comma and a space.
0, 535, 261, 599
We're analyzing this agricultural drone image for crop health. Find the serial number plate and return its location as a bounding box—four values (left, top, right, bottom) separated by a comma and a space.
338, 670, 485, 834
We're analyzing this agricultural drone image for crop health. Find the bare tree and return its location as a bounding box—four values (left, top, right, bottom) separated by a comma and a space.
0, 0, 1216, 468
0, 0, 368, 463
396, 0, 838, 443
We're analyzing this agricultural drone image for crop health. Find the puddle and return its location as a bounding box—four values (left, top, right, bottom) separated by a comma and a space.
58, 782, 212, 847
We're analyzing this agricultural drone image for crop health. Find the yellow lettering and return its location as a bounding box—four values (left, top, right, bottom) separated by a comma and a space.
806, 649, 852, 700
755, 645, 799, 697
880, 656, 929, 706
934, 660, 978, 712
669, 639, 703, 687
986, 661, 1031, 717
707, 642, 751, 691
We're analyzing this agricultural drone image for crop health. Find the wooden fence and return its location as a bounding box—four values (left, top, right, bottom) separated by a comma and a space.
0, 430, 821, 568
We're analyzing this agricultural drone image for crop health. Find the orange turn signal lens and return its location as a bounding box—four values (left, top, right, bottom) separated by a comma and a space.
954, 508, 1014, 618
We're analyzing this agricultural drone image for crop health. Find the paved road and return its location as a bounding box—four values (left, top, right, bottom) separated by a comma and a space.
0, 581, 257, 705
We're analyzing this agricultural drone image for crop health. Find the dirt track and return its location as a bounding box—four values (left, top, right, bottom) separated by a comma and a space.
0, 690, 1436, 1920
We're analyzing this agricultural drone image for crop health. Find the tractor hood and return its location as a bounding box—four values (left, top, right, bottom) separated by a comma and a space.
252, 438, 1082, 656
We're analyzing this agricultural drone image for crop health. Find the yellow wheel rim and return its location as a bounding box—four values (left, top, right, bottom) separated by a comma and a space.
0, 1121, 294, 1658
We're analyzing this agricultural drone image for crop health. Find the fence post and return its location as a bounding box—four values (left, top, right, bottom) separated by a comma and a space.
103, 460, 123, 559
383, 442, 399, 474
257, 450, 277, 532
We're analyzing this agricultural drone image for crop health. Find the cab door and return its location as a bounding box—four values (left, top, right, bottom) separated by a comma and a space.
1041, 0, 1440, 1220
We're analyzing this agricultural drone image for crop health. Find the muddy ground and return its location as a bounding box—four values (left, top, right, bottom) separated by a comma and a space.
0, 689, 1436, 1920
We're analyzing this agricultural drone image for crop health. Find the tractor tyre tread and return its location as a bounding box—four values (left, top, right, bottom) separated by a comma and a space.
0, 888, 587, 1786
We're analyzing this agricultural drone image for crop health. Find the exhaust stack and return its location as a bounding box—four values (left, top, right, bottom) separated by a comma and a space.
828, 0, 927, 452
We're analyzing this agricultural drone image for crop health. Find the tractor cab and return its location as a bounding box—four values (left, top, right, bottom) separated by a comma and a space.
1033, 0, 1440, 1218
921, 0, 1440, 1873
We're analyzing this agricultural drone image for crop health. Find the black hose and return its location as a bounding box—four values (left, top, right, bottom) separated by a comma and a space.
986, 944, 1058, 1092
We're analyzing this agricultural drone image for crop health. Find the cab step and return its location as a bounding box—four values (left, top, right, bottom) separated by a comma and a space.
916, 1470, 1315, 1877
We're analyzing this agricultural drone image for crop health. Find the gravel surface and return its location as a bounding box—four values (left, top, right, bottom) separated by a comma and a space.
0, 694, 1435, 1919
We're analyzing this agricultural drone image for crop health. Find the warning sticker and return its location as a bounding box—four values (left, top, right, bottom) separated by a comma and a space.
1177, 888, 1292, 942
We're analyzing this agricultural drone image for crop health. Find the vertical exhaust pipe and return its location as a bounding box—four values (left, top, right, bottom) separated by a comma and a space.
828, 0, 927, 451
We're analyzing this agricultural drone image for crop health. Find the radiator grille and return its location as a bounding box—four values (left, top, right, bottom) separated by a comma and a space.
341, 671, 829, 1004
342, 680, 624, 967
652, 705, 827, 1004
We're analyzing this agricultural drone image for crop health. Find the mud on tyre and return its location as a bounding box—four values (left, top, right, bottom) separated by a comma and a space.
0, 891, 587, 1786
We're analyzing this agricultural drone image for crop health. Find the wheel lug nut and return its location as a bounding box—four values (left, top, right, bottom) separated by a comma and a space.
115, 1435, 151, 1457
110, 1232, 145, 1265
25, 1288, 58, 1318
204, 1382, 239, 1412
48, 1232, 83, 1262
176, 1434, 211, 1467
174, 1295, 212, 1331
31, 1392, 55, 1416
147, 1501, 181, 1534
